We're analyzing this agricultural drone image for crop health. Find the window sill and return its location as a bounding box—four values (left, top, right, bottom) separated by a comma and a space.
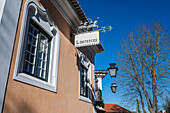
14, 73, 57, 92
79, 95, 92, 103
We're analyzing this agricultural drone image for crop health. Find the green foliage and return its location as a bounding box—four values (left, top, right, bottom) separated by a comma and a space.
101, 97, 105, 108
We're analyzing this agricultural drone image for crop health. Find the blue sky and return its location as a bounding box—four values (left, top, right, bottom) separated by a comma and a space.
78, 0, 170, 111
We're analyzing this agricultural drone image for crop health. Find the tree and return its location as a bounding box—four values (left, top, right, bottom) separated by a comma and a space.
136, 99, 141, 113
117, 20, 170, 113
163, 96, 170, 113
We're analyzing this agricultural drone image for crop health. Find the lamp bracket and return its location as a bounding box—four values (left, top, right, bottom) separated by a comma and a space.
76, 17, 112, 34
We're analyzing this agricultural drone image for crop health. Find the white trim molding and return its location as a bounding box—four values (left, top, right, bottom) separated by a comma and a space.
13, 0, 60, 92
51, 0, 81, 31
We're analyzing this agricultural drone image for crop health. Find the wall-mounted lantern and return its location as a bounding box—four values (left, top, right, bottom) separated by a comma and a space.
107, 63, 118, 78
111, 83, 117, 93
95, 63, 118, 94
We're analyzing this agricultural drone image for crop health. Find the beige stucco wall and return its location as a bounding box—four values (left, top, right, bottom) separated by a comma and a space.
2, 0, 95, 113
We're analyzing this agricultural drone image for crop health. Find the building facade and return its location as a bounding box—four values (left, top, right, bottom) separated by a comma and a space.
0, 0, 104, 113
95, 71, 108, 113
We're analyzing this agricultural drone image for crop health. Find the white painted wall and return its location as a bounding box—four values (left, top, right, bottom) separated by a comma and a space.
97, 78, 102, 90
0, 0, 6, 23
0, 0, 22, 112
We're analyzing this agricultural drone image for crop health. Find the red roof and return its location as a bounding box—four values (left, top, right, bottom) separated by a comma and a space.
104, 104, 131, 113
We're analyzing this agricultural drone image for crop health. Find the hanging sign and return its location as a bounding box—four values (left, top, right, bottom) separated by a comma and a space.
75, 31, 100, 47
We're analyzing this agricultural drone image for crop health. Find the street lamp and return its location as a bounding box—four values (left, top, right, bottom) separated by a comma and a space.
111, 83, 117, 93
95, 63, 118, 93
107, 63, 118, 78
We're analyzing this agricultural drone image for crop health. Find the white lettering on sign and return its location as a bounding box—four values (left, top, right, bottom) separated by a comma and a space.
75, 31, 100, 47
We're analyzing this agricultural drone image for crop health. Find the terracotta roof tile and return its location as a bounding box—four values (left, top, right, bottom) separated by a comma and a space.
104, 104, 132, 113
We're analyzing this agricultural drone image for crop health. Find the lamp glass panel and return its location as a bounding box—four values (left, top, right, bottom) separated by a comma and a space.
111, 86, 117, 93
109, 68, 116, 77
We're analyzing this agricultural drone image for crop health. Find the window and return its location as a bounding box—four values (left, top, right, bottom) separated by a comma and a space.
22, 20, 51, 82
13, 1, 60, 92
80, 64, 88, 97
79, 53, 92, 103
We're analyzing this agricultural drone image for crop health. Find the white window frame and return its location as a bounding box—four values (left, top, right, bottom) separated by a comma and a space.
13, 0, 60, 92
79, 53, 92, 103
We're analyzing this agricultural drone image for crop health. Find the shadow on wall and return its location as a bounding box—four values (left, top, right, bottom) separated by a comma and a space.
3, 91, 36, 113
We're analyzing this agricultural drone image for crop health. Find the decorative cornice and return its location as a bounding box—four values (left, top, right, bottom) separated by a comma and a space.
50, 0, 104, 54
51, 0, 81, 31
28, 2, 57, 36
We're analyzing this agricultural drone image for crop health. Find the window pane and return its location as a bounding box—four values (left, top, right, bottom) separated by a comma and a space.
42, 61, 46, 69
25, 52, 29, 61
24, 61, 29, 72
27, 34, 31, 42
45, 44, 48, 54
80, 67, 88, 97
37, 68, 41, 77
31, 37, 37, 45
41, 70, 45, 78
80, 70, 84, 95
30, 54, 35, 63
27, 43, 31, 52
40, 35, 48, 53
39, 52, 43, 59
41, 35, 48, 44
43, 53, 46, 61
28, 25, 33, 34
31, 45, 36, 54
29, 64, 34, 74
33, 28, 38, 36
38, 59, 41, 67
